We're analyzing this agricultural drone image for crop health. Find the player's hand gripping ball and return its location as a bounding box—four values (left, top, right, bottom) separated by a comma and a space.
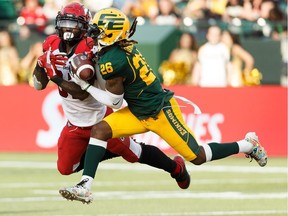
70, 52, 95, 81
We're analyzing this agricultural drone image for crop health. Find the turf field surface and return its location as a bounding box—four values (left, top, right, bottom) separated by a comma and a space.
0, 153, 287, 216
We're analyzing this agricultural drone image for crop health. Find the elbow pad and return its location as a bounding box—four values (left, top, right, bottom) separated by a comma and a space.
86, 86, 124, 109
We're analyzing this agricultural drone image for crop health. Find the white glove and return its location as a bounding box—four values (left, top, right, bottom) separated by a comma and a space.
69, 71, 91, 91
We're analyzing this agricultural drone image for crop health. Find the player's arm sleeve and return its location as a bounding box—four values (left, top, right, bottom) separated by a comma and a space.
86, 86, 124, 109
33, 64, 49, 90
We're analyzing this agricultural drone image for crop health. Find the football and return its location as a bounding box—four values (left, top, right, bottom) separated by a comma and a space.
70, 53, 95, 80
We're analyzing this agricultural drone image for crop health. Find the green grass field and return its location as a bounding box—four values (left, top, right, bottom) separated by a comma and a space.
0, 153, 287, 216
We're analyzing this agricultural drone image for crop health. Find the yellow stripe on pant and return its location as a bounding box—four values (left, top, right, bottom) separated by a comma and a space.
103, 97, 200, 161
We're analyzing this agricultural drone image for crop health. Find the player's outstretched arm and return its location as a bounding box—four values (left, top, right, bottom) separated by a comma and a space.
70, 74, 124, 109
86, 85, 124, 109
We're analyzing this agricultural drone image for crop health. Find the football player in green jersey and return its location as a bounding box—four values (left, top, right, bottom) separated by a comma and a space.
60, 8, 268, 204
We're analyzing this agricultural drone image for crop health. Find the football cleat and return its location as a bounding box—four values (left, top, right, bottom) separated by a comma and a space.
59, 179, 93, 204
171, 155, 190, 189
245, 132, 268, 167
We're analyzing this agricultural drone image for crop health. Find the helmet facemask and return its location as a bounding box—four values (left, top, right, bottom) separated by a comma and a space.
55, 2, 90, 44
56, 19, 85, 41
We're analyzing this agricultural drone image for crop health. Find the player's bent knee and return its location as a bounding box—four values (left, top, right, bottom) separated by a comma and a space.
121, 150, 139, 163
91, 121, 112, 140
57, 163, 73, 175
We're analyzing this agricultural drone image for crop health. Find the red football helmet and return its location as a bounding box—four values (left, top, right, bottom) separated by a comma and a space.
55, 2, 91, 42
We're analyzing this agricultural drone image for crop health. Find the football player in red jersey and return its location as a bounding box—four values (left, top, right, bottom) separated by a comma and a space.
32, 1, 190, 200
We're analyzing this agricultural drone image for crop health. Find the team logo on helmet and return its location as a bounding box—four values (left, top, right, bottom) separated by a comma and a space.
98, 14, 126, 30
91, 8, 130, 47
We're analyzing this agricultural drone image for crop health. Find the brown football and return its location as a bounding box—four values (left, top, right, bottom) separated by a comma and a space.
70, 53, 95, 80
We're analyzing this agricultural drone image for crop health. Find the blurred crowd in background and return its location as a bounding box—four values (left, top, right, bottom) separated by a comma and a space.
0, 0, 287, 87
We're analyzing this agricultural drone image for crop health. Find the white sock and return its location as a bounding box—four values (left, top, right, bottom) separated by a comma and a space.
202, 144, 212, 162
237, 139, 253, 154
81, 175, 94, 190
128, 138, 142, 159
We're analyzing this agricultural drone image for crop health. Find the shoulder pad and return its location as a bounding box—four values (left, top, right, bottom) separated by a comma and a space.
74, 38, 94, 54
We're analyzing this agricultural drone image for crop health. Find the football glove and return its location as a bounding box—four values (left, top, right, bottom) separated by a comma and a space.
37, 48, 68, 79
69, 66, 91, 91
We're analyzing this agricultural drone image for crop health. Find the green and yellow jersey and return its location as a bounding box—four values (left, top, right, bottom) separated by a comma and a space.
98, 44, 174, 120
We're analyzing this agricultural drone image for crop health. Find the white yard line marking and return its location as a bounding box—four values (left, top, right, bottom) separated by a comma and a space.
0, 196, 62, 202
1, 177, 287, 189
0, 161, 287, 173
82, 191, 288, 200
0, 191, 287, 202
93, 210, 288, 216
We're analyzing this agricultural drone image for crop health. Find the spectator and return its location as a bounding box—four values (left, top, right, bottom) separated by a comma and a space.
221, 30, 255, 87
83, 0, 114, 15
191, 25, 230, 87
271, 26, 288, 86
183, 0, 227, 19
18, 24, 32, 41
42, 0, 69, 35
269, 2, 287, 86
241, 0, 263, 21
182, 0, 209, 19
159, 32, 198, 85
169, 32, 198, 67
19, 41, 43, 86
112, 0, 128, 10
151, 0, 182, 26
208, 0, 228, 19
122, 0, 158, 20
18, 0, 48, 33
222, 0, 245, 21
0, 30, 20, 86
42, 0, 69, 20
259, 0, 285, 21
279, 30, 288, 86
260, 0, 275, 19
